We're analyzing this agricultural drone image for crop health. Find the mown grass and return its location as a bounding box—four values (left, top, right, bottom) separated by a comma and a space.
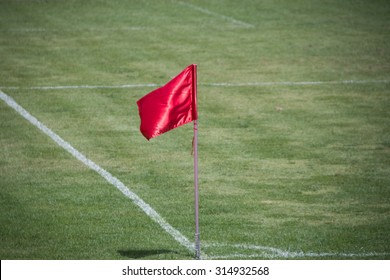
1, 0, 389, 259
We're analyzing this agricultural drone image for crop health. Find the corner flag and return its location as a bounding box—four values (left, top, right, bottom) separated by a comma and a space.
136, 64, 201, 259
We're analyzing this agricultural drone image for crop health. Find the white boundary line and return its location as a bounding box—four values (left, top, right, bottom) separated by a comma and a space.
205, 243, 390, 259
0, 84, 159, 90
1, 79, 389, 91
0, 27, 148, 33
177, 1, 254, 28
204, 79, 390, 87
0, 90, 194, 255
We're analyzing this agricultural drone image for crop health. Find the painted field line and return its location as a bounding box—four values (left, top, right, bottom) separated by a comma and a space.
205, 243, 390, 259
0, 90, 194, 254
0, 84, 158, 90
0, 27, 148, 33
204, 79, 390, 87
177, 1, 254, 28
2, 79, 389, 91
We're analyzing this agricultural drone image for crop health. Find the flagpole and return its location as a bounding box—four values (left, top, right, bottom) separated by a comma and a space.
194, 119, 200, 259
193, 64, 200, 260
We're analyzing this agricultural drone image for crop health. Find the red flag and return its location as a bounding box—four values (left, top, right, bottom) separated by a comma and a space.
136, 64, 197, 140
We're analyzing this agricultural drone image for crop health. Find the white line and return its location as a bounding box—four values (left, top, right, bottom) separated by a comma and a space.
211, 252, 390, 259
2, 79, 389, 91
177, 1, 254, 28
0, 90, 194, 254
203, 79, 390, 87
0, 28, 47, 32
0, 84, 159, 90
205, 243, 390, 259
0, 27, 148, 33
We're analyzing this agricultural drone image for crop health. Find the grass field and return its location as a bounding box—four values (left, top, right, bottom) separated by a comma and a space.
1, 0, 389, 260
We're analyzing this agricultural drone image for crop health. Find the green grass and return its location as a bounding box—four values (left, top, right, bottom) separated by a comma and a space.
1, 0, 389, 259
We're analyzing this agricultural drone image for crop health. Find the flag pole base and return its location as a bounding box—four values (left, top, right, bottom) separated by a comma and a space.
195, 233, 201, 260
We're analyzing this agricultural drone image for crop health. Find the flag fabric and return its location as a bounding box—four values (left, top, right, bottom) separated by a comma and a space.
136, 64, 197, 140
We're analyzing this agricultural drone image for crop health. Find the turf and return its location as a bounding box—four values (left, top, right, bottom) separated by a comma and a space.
0, 0, 389, 259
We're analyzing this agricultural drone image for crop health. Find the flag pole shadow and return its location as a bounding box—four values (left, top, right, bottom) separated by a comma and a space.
117, 249, 190, 259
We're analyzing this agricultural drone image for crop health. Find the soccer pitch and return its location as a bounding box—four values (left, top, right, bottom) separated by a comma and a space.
1, 0, 389, 260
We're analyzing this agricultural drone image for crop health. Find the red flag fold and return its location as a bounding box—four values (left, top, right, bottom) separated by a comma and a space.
136, 64, 197, 140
